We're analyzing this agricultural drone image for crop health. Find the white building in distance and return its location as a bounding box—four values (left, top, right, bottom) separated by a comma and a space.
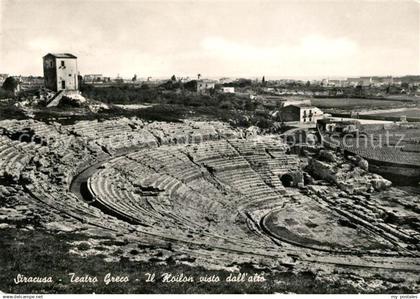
221, 87, 235, 93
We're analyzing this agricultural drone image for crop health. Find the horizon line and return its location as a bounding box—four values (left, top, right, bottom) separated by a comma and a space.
5, 73, 420, 80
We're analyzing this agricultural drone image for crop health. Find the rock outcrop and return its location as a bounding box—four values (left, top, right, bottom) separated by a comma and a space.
306, 150, 391, 195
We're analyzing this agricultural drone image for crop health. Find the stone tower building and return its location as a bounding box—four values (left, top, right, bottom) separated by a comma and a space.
43, 53, 78, 92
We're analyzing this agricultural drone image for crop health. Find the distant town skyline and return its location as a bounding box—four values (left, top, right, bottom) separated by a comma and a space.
1, 0, 419, 78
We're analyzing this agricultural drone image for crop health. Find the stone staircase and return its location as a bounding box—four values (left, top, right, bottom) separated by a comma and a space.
46, 90, 65, 107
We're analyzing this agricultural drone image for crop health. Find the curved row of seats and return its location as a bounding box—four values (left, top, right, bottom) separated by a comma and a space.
88, 139, 292, 238
0, 119, 289, 249
25, 177, 117, 227
90, 165, 222, 234
88, 156, 268, 246
0, 136, 36, 179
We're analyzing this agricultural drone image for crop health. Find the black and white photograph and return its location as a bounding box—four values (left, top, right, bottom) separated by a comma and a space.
0, 0, 419, 296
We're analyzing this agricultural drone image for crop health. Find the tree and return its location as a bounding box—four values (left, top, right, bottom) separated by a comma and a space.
262, 76, 265, 84
234, 78, 252, 88
132, 74, 137, 82
355, 85, 363, 97
2, 77, 18, 93
184, 80, 197, 91
171, 75, 177, 82
197, 74, 201, 80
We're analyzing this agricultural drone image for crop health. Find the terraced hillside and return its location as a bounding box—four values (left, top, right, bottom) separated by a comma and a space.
0, 117, 419, 293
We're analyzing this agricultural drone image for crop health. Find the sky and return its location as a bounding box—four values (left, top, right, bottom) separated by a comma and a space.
0, 0, 419, 79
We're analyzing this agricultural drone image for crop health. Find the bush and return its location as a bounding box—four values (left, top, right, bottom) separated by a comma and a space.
0, 103, 27, 120
2, 77, 18, 92
254, 116, 273, 129
219, 101, 233, 110
77, 242, 91, 251
0, 88, 13, 99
